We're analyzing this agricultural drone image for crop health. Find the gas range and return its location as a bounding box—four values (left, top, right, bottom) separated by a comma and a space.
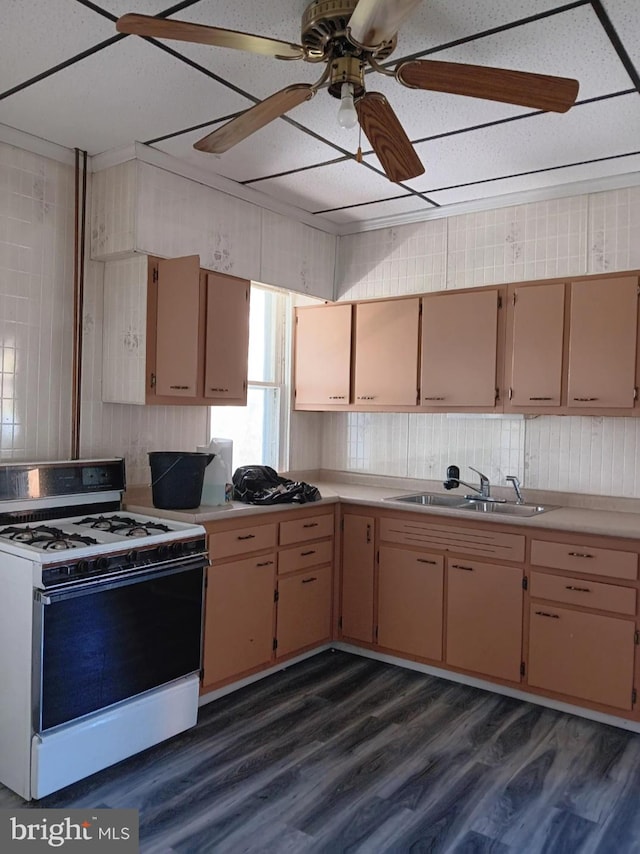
0, 459, 207, 588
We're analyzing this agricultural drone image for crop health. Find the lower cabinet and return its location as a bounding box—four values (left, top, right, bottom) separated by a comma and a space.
276, 565, 332, 658
202, 554, 276, 687
446, 558, 524, 683
341, 513, 375, 643
527, 605, 636, 710
377, 546, 443, 660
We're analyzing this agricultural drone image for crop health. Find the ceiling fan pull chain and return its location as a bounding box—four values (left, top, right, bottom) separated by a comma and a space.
356, 124, 363, 164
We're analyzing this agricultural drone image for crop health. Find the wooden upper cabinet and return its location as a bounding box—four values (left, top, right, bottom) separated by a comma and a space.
146, 256, 250, 406
567, 276, 638, 409
204, 272, 250, 404
353, 298, 420, 406
505, 282, 565, 409
421, 288, 500, 408
153, 255, 201, 399
294, 303, 352, 407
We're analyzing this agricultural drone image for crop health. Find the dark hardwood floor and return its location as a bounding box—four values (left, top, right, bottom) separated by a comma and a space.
3, 650, 640, 853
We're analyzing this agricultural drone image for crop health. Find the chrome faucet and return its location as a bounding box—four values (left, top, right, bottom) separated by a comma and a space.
506, 475, 525, 504
444, 465, 505, 503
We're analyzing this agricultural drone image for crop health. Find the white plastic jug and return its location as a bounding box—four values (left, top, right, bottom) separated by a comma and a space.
197, 439, 233, 505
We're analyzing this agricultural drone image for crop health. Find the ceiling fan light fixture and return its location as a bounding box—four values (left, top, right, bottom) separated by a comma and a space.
337, 82, 359, 128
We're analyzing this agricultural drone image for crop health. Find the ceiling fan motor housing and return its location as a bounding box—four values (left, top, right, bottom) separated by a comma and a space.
301, 0, 396, 61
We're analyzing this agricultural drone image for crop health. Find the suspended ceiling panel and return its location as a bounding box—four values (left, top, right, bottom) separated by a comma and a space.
0, 0, 638, 230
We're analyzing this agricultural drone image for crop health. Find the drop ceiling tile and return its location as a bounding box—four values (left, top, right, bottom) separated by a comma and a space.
323, 195, 436, 224
246, 159, 409, 213
599, 0, 640, 72
0, 38, 248, 155
150, 121, 345, 182
397, 95, 640, 196
0, 0, 117, 93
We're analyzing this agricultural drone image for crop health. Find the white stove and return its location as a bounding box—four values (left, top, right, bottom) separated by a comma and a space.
0, 458, 209, 800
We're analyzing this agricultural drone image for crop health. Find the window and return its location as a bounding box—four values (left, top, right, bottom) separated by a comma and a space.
209, 284, 289, 472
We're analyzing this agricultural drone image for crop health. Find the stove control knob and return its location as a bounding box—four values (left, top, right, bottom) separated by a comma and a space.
76, 560, 90, 575
171, 541, 184, 557
157, 544, 170, 560
95, 556, 109, 572
126, 550, 138, 565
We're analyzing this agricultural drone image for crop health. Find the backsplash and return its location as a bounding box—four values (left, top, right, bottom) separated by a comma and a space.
329, 187, 640, 498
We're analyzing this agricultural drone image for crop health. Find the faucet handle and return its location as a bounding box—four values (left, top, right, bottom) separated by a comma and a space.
468, 466, 489, 483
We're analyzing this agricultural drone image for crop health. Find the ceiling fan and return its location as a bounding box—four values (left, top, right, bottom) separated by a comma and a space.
116, 0, 580, 184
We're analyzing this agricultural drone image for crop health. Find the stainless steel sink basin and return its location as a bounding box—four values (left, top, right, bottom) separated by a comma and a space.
385, 492, 468, 508
386, 492, 555, 516
458, 501, 554, 517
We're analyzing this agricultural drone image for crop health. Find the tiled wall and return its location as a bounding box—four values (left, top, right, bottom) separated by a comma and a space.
0, 142, 75, 461
327, 188, 640, 497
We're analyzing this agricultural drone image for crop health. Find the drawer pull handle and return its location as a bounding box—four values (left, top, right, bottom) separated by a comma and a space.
424, 396, 445, 401
565, 585, 591, 592
366, 524, 372, 544
529, 396, 553, 401
452, 564, 473, 571
417, 558, 437, 565
568, 552, 593, 559
210, 387, 229, 392
301, 576, 317, 584
301, 550, 316, 556
169, 385, 190, 390
573, 397, 598, 402
329, 395, 346, 400
303, 522, 319, 528
535, 610, 560, 619
357, 395, 376, 400
256, 560, 274, 567
237, 534, 256, 540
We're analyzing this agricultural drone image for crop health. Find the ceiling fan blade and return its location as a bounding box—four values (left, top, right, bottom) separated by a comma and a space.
348, 0, 422, 49
356, 92, 424, 183
397, 59, 579, 113
116, 13, 304, 59
194, 85, 315, 154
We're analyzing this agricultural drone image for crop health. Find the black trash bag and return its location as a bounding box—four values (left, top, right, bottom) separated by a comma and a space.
232, 465, 321, 505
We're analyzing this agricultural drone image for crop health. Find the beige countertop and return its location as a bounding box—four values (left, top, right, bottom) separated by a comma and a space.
124, 474, 640, 541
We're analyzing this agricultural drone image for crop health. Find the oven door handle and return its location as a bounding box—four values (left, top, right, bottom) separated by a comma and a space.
36, 554, 209, 603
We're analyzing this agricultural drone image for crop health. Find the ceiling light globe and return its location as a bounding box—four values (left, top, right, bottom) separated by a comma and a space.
337, 82, 358, 129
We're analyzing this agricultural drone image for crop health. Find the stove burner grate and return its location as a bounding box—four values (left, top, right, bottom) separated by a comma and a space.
74, 515, 172, 537
0, 525, 100, 550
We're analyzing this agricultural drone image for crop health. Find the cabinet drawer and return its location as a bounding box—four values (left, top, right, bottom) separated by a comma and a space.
278, 539, 333, 575
279, 513, 333, 545
380, 517, 525, 563
209, 523, 277, 560
530, 571, 636, 615
530, 540, 638, 580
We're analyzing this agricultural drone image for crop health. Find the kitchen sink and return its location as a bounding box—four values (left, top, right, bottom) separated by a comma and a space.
386, 492, 555, 516
458, 501, 555, 517
385, 492, 469, 508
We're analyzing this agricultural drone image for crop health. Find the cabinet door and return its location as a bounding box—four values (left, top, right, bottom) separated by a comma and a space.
202, 555, 275, 687
378, 546, 443, 661
276, 566, 332, 657
341, 514, 375, 642
354, 299, 419, 406
528, 605, 635, 710
446, 559, 523, 682
421, 289, 499, 407
294, 304, 352, 406
567, 276, 638, 409
204, 272, 250, 404
154, 255, 201, 398
506, 282, 565, 408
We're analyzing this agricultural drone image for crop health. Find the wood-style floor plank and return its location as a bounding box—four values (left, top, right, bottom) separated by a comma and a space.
2, 649, 640, 853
